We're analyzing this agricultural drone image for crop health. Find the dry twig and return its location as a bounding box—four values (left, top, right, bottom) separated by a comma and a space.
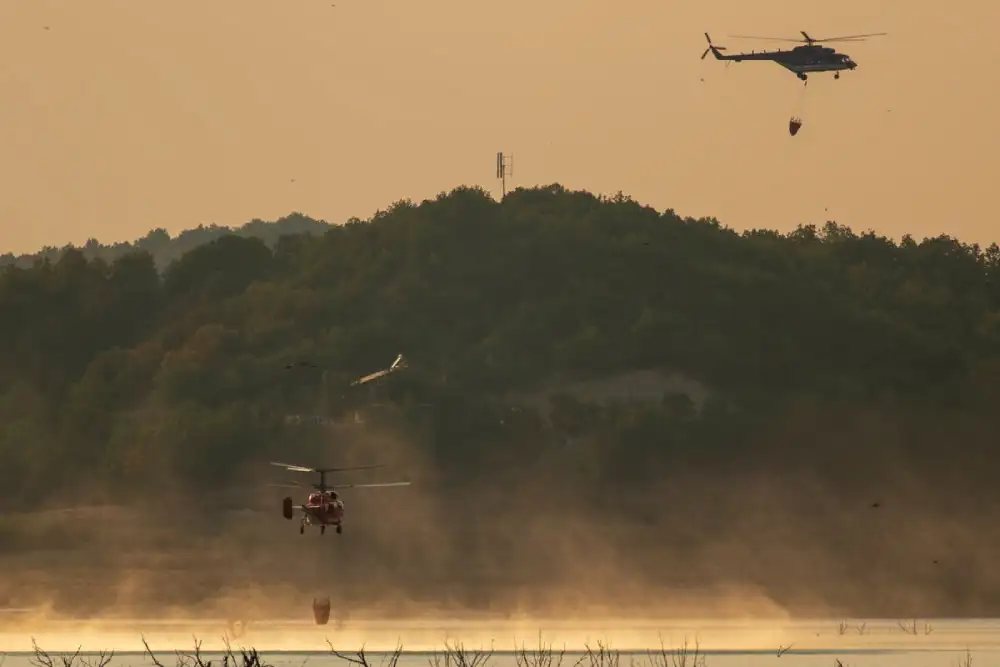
329, 640, 403, 667
222, 636, 272, 667
514, 633, 566, 667
579, 642, 618, 667
776, 644, 792, 658
31, 639, 82, 667
428, 640, 494, 667
81, 651, 114, 667
29, 641, 112, 667
645, 636, 704, 667
142, 636, 167, 667
896, 619, 933, 636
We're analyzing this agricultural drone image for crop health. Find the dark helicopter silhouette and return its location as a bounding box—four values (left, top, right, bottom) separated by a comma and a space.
701, 30, 886, 83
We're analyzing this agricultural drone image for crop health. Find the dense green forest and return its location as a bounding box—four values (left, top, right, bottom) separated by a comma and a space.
4, 183, 1000, 617
2, 183, 1000, 504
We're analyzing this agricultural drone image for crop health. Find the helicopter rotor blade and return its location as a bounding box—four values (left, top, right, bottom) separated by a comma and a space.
811, 32, 887, 42
269, 461, 389, 474
316, 464, 389, 473
729, 35, 803, 43
269, 462, 316, 473
728, 32, 886, 44
330, 481, 412, 490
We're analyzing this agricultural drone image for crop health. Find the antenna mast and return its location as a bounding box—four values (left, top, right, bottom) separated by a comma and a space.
496, 152, 513, 199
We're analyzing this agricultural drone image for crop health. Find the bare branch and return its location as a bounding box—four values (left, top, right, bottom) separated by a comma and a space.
29, 639, 53, 667
241, 646, 270, 667
61, 647, 83, 667
221, 637, 235, 667
670, 638, 704, 667
80, 650, 115, 667
580, 640, 619, 667
646, 634, 669, 667
514, 632, 565, 667
776, 644, 792, 658
383, 643, 404, 667
30, 639, 80, 667
327, 640, 371, 667
643, 636, 705, 667
142, 635, 167, 667
171, 637, 213, 667
837, 621, 848, 636
440, 639, 494, 667
895, 619, 932, 636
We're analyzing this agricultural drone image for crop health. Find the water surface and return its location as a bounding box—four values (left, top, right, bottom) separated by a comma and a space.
0, 618, 994, 667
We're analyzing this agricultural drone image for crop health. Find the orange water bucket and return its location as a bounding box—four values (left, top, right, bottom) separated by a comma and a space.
313, 597, 331, 625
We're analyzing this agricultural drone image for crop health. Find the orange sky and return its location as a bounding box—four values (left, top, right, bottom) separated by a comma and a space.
0, 0, 997, 254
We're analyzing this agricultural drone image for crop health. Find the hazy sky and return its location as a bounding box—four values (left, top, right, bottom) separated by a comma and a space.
1, 0, 997, 254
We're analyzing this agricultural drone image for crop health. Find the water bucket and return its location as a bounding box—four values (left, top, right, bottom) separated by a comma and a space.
313, 597, 331, 625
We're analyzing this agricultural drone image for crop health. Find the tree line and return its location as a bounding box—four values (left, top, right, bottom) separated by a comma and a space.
2, 184, 999, 506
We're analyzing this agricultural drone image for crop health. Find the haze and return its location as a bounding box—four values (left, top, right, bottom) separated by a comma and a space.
1, 0, 997, 254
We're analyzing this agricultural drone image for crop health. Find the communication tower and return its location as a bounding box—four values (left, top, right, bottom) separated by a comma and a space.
496, 152, 513, 199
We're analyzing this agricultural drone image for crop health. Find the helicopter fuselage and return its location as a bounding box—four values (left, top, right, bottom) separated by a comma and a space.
303, 492, 345, 525
300, 492, 345, 533
282, 491, 346, 534
709, 44, 857, 80
271, 460, 411, 537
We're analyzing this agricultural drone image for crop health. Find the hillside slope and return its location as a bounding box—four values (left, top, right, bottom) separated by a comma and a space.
2, 184, 1000, 617
3, 183, 1000, 490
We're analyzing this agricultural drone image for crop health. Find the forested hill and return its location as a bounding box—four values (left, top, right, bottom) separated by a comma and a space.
0, 213, 332, 271
2, 183, 1000, 505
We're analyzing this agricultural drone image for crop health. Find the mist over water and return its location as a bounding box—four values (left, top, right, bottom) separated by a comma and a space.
4, 431, 1000, 616
4, 403, 1000, 664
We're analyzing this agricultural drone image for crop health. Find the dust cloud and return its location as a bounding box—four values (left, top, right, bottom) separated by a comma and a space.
2, 401, 1000, 652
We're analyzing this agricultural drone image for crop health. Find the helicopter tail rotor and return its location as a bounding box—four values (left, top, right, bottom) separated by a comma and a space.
701, 33, 727, 60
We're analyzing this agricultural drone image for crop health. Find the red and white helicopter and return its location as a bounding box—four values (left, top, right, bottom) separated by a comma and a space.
270, 461, 410, 535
